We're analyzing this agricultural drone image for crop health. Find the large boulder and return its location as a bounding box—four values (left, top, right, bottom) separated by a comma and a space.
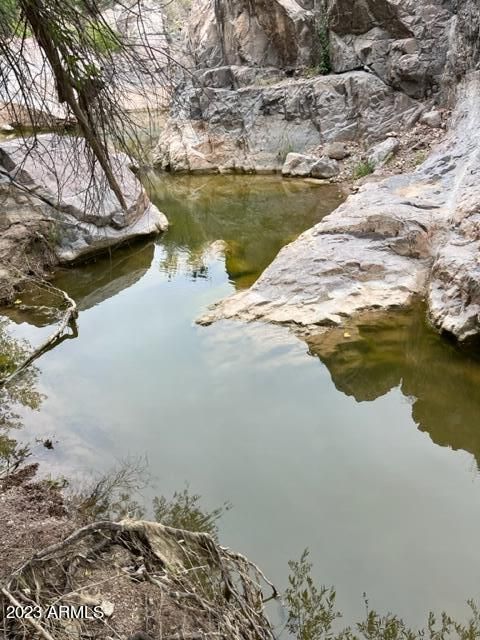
0, 134, 168, 300
187, 0, 316, 69
197, 72, 480, 344
154, 71, 422, 173
282, 153, 339, 178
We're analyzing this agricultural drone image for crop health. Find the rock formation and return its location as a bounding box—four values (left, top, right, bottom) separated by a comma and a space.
186, 0, 317, 69
0, 134, 167, 301
149, 0, 480, 342
327, 0, 455, 99
198, 71, 480, 343
153, 0, 468, 173
153, 71, 422, 173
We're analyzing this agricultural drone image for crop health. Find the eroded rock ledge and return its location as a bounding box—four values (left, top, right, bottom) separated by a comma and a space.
0, 134, 168, 301
198, 72, 480, 343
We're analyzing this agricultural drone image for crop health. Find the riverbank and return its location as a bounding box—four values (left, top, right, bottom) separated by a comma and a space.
0, 459, 275, 640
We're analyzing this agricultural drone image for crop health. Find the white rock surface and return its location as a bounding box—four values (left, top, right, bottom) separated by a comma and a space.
325, 142, 350, 160
420, 110, 442, 128
154, 71, 422, 173
0, 134, 168, 263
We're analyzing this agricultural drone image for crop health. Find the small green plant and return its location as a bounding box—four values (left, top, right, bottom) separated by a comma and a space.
304, 65, 322, 78
414, 150, 428, 166
0, 0, 20, 36
354, 159, 375, 179
313, 17, 331, 76
44, 475, 69, 490
285, 549, 341, 640
46, 221, 62, 247
84, 21, 121, 54
285, 552, 480, 640
0, 439, 31, 475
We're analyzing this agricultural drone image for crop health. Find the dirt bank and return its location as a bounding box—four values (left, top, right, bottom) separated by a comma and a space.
0, 463, 275, 640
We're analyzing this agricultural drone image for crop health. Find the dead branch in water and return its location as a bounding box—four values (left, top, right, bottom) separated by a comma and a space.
0, 281, 78, 389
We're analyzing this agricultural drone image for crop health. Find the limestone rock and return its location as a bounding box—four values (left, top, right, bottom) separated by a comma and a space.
187, 0, 316, 69
326, 0, 456, 99
0, 134, 168, 288
154, 71, 422, 173
282, 153, 339, 178
311, 158, 339, 179
367, 137, 400, 167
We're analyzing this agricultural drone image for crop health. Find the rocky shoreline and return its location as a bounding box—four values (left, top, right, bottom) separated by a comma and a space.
153, 0, 480, 344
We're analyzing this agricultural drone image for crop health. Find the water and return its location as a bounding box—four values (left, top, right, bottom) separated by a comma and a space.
2, 174, 480, 628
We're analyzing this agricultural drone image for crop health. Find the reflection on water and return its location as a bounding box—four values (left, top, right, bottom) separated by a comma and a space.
1, 174, 480, 626
0, 318, 43, 432
307, 307, 480, 466
145, 173, 344, 288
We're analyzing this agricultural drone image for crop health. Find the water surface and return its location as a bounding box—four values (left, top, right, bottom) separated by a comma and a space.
2, 174, 480, 628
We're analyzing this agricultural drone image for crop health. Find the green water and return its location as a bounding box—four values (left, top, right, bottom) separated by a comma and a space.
2, 174, 480, 628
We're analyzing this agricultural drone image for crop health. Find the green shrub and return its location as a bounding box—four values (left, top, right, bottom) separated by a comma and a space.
0, 0, 21, 36
153, 486, 231, 540
414, 149, 428, 166
285, 549, 480, 640
354, 159, 375, 179
285, 549, 340, 640
313, 17, 331, 76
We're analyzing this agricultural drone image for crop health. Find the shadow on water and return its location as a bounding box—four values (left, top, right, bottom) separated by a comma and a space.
307, 303, 480, 466
2, 241, 156, 329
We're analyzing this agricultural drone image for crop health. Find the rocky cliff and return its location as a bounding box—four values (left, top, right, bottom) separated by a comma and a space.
187, 0, 317, 69
327, 0, 455, 99
198, 71, 480, 343
154, 0, 472, 174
